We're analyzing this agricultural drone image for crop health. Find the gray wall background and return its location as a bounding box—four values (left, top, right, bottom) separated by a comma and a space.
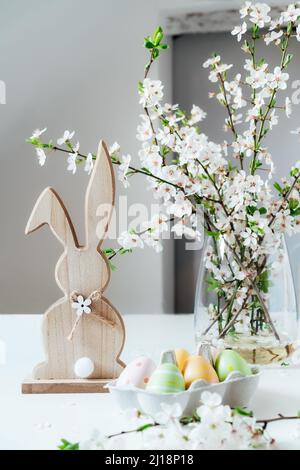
174, 32, 300, 312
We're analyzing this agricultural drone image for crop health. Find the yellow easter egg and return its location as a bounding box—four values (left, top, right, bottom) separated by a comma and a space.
183, 355, 219, 388
174, 348, 189, 373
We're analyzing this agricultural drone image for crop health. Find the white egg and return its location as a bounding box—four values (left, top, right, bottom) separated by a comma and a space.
74, 357, 94, 379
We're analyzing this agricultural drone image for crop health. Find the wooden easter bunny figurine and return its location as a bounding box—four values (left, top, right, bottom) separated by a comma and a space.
22, 141, 125, 394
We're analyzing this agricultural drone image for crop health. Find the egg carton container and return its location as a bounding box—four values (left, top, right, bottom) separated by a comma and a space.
107, 367, 261, 417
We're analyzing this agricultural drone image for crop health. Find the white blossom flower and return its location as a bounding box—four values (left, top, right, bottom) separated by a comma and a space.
209, 64, 233, 83
241, 228, 258, 249
118, 231, 144, 249
138, 143, 162, 174
84, 153, 94, 175
31, 127, 47, 139
269, 18, 283, 30
171, 219, 200, 240
57, 130, 75, 145
67, 153, 77, 174
188, 105, 207, 125
36, 147, 47, 166
249, 3, 271, 28
139, 78, 164, 108
231, 22, 247, 42
240, 1, 252, 19
163, 103, 179, 113
246, 65, 268, 89
200, 391, 222, 408
155, 403, 182, 425
136, 115, 153, 141
72, 295, 92, 316
109, 142, 121, 157
167, 193, 193, 218
264, 30, 283, 46
156, 126, 175, 147
274, 210, 294, 234
141, 213, 169, 235
118, 154, 131, 188
281, 4, 300, 23
268, 67, 289, 90
235, 287, 248, 306
203, 56, 221, 68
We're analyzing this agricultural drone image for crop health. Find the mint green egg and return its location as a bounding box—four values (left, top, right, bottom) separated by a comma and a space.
215, 350, 252, 382
146, 363, 185, 393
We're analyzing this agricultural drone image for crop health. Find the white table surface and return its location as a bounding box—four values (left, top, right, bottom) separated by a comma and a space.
1, 314, 300, 450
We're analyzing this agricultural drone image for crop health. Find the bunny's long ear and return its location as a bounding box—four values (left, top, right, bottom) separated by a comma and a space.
85, 140, 115, 250
25, 187, 78, 248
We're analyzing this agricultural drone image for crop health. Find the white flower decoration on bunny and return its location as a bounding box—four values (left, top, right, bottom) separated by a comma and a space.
72, 295, 92, 316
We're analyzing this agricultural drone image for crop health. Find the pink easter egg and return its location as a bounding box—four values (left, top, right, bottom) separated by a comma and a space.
117, 356, 156, 389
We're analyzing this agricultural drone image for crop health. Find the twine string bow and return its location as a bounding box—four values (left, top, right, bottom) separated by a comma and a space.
67, 289, 116, 341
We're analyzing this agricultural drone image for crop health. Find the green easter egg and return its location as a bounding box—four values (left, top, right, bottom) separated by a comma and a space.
215, 350, 252, 382
146, 363, 185, 394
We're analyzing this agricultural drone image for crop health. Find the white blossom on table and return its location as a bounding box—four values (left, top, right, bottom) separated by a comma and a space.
69, 391, 274, 450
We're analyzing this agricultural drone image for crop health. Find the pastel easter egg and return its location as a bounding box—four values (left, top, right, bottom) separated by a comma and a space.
74, 357, 94, 379
183, 355, 219, 388
117, 356, 156, 389
174, 348, 189, 373
146, 363, 185, 394
215, 350, 252, 382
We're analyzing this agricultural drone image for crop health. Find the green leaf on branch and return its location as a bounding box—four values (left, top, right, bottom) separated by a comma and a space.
247, 206, 257, 216
137, 423, 155, 433
180, 416, 195, 425
103, 248, 115, 257
291, 207, 300, 217
206, 273, 222, 292
257, 270, 272, 294
233, 408, 254, 418
144, 27, 169, 55
206, 230, 221, 239
108, 260, 117, 271
152, 48, 160, 59
290, 167, 300, 178
289, 198, 299, 213
153, 26, 163, 45
144, 39, 155, 49
138, 81, 144, 93
250, 159, 262, 173
287, 21, 293, 35
58, 439, 79, 451
251, 24, 260, 39
274, 182, 283, 194
283, 53, 293, 69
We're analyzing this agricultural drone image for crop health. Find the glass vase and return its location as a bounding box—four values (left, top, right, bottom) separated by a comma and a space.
194, 235, 299, 365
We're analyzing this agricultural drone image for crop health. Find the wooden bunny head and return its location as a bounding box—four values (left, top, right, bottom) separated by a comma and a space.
23, 141, 125, 393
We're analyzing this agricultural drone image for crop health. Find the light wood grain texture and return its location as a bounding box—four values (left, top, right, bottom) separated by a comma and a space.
23, 140, 125, 393
22, 378, 109, 394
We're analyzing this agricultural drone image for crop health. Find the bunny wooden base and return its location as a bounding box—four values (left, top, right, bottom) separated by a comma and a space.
22, 378, 109, 394
22, 140, 126, 394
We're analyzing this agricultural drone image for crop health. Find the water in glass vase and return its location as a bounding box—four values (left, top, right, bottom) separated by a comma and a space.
194, 236, 299, 365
